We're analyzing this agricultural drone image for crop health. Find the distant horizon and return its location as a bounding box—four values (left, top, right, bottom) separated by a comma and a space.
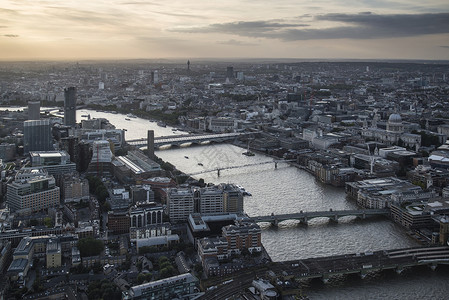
1, 57, 449, 64
1, 1, 448, 61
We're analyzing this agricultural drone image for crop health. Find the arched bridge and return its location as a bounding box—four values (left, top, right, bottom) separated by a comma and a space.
252, 209, 389, 225
126, 132, 253, 148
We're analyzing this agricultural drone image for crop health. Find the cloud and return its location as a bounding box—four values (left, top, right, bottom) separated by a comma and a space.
440, 46, 449, 49
173, 12, 449, 41
120, 1, 161, 5
151, 11, 203, 19
217, 39, 257, 46
4, 34, 18, 37
172, 20, 309, 38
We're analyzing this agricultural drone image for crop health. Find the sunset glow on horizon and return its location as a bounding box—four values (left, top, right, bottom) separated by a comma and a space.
1, 0, 449, 61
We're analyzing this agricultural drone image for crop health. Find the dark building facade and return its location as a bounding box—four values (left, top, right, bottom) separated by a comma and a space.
64, 87, 77, 127
23, 120, 53, 154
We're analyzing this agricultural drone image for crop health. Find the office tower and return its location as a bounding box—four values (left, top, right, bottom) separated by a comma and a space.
194, 187, 224, 214
153, 70, 159, 84
64, 87, 76, 127
150, 71, 155, 84
87, 140, 113, 176
23, 120, 53, 154
187, 60, 190, 71
167, 188, 194, 223
147, 130, 154, 159
28, 101, 40, 120
7, 169, 60, 213
220, 184, 244, 213
226, 66, 234, 80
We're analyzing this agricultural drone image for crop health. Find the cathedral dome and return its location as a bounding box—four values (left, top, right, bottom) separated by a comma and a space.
388, 113, 402, 123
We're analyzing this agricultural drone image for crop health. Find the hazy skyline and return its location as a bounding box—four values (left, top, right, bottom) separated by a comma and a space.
1, 0, 449, 61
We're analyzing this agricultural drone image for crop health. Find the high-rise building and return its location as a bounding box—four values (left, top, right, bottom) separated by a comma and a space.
28, 101, 40, 120
64, 87, 76, 127
147, 130, 154, 159
7, 168, 60, 213
23, 120, 53, 154
226, 66, 234, 80
167, 188, 194, 223
87, 140, 114, 176
153, 70, 159, 84
194, 187, 224, 214
220, 184, 244, 213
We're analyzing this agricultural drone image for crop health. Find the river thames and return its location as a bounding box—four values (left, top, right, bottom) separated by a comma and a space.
72, 109, 449, 299
0, 106, 447, 298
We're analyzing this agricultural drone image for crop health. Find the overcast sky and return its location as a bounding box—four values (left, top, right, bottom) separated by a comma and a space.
1, 0, 449, 60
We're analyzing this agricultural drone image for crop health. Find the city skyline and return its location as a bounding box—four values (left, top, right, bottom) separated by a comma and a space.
1, 0, 449, 61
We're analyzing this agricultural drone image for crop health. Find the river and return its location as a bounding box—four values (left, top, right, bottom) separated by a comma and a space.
9, 107, 449, 299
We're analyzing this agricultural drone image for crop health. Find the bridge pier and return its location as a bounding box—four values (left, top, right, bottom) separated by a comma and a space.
274, 162, 278, 169
271, 219, 278, 227
321, 274, 329, 283
430, 264, 438, 271
328, 216, 338, 223
217, 169, 221, 177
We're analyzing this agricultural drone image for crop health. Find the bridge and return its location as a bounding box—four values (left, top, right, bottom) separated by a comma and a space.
126, 132, 252, 148
200, 246, 449, 299
252, 209, 390, 225
272, 245, 449, 282
186, 159, 295, 177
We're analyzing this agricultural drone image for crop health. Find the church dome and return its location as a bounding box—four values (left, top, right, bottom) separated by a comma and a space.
388, 113, 402, 123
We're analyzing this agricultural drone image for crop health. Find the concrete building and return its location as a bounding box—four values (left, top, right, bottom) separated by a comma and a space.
29, 151, 76, 179
78, 128, 125, 150
195, 186, 224, 214
61, 174, 89, 203
208, 117, 236, 132
0, 143, 16, 161
87, 140, 114, 176
219, 184, 244, 213
130, 202, 163, 228
46, 239, 62, 268
123, 273, 199, 300
23, 119, 53, 154
64, 87, 76, 127
346, 177, 435, 209
7, 169, 60, 213
130, 185, 155, 203
114, 150, 161, 183
167, 188, 194, 223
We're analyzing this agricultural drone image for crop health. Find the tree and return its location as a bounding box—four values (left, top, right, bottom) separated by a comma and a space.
137, 273, 146, 284
77, 237, 104, 257
43, 217, 53, 228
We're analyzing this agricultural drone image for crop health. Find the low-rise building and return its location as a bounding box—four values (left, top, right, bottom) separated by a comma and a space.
122, 273, 199, 300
